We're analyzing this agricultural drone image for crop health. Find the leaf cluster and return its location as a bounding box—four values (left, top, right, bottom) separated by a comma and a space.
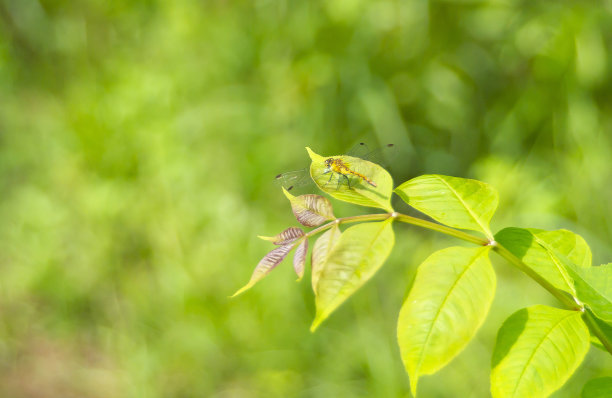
234, 147, 612, 398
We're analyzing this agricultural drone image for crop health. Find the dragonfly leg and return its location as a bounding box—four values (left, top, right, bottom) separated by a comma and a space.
324, 171, 334, 187
343, 174, 351, 189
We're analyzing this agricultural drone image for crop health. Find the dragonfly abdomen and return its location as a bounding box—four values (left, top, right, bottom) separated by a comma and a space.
347, 169, 377, 187
331, 159, 377, 188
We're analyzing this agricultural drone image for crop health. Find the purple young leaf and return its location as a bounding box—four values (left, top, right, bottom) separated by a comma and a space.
258, 227, 304, 245
232, 243, 295, 296
293, 238, 308, 281
283, 190, 335, 227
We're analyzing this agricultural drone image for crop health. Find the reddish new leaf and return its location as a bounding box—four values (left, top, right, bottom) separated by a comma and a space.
258, 227, 304, 245
232, 243, 294, 296
284, 189, 335, 227
293, 238, 308, 281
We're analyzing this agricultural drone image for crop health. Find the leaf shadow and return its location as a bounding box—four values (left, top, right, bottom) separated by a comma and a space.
491, 308, 528, 369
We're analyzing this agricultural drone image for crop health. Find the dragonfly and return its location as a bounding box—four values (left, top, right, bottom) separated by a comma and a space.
275, 143, 396, 191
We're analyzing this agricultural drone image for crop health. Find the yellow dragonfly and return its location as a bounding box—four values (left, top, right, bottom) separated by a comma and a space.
275, 143, 396, 191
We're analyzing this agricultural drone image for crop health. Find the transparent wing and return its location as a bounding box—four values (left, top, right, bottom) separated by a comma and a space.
346, 143, 397, 167
274, 167, 312, 191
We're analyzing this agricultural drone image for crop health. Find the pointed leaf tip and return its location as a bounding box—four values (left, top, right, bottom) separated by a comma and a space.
234, 243, 295, 295
260, 227, 304, 245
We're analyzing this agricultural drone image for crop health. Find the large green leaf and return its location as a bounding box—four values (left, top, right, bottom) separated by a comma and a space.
581, 377, 612, 398
495, 227, 591, 295
311, 225, 342, 295
491, 305, 590, 398
564, 262, 612, 323
311, 219, 395, 331
397, 246, 495, 396
394, 174, 498, 239
306, 147, 394, 212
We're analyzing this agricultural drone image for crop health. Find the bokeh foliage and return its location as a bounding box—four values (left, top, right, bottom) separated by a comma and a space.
1, 0, 612, 397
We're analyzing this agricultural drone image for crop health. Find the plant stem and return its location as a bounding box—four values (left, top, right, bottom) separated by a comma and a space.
582, 309, 612, 355
492, 243, 579, 310
305, 213, 390, 238
394, 213, 489, 245
303, 211, 612, 356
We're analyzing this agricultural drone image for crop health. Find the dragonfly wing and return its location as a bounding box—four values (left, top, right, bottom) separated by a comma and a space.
346, 142, 372, 159
274, 167, 312, 190
346, 143, 397, 167
362, 143, 397, 167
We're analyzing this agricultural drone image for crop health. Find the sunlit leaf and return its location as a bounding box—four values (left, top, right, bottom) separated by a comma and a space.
293, 238, 308, 281
311, 225, 342, 295
491, 305, 590, 398
532, 229, 592, 268
283, 189, 335, 227
306, 147, 394, 212
232, 243, 295, 297
397, 246, 495, 396
564, 262, 612, 323
258, 227, 304, 245
394, 174, 498, 239
311, 219, 395, 331
495, 228, 583, 294
581, 377, 612, 398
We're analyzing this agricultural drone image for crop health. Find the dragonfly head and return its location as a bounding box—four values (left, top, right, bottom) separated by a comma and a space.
323, 158, 334, 173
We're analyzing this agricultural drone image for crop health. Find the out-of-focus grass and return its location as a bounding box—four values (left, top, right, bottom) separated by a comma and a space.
0, 1, 611, 397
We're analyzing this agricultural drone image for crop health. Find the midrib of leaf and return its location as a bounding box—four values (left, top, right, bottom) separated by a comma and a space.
569, 266, 612, 310
535, 236, 577, 296
314, 227, 340, 295
434, 176, 493, 239
414, 249, 484, 375
510, 311, 576, 398
334, 221, 390, 298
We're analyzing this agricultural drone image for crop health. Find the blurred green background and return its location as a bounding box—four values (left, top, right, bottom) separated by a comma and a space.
1, 0, 611, 397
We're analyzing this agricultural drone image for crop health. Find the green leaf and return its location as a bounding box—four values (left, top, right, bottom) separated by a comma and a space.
397, 246, 496, 396
258, 227, 304, 245
394, 174, 498, 239
293, 238, 308, 281
306, 147, 394, 212
311, 225, 342, 295
581, 377, 612, 398
495, 227, 586, 295
491, 305, 590, 398
564, 262, 612, 323
283, 189, 335, 227
532, 229, 592, 268
311, 219, 395, 331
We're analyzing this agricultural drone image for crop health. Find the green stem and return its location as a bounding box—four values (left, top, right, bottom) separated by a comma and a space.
303, 211, 612, 356
305, 213, 390, 238
492, 243, 579, 310
394, 213, 489, 245
582, 309, 612, 355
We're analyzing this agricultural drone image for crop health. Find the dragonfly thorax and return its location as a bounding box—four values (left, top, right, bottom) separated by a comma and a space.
323, 158, 348, 174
